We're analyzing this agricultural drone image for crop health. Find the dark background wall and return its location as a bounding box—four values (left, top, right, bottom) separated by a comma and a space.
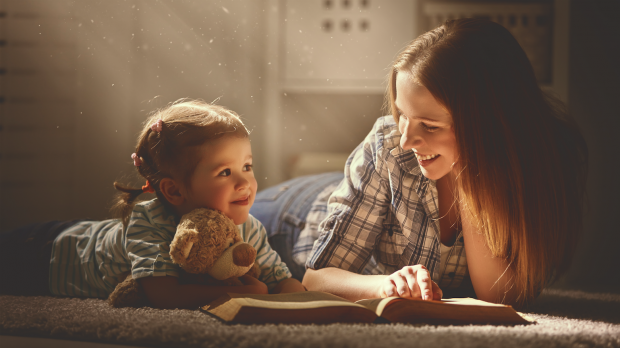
558, 0, 620, 292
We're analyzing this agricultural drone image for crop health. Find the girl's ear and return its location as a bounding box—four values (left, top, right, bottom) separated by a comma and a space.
159, 178, 185, 206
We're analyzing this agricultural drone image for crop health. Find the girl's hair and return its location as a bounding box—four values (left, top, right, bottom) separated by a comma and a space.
112, 99, 250, 226
387, 18, 588, 306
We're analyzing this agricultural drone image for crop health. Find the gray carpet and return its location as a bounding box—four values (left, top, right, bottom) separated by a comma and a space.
0, 288, 619, 348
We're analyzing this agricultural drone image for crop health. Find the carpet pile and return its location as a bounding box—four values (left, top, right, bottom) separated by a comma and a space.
0, 288, 618, 348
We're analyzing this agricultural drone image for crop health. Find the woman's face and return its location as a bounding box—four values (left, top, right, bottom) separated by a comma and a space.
395, 73, 457, 181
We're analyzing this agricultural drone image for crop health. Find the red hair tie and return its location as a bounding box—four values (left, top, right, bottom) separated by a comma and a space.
142, 181, 155, 193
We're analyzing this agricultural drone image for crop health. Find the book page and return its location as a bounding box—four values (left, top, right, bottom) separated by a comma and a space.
202, 291, 378, 324
379, 298, 532, 324
202, 292, 532, 325
440, 298, 506, 306
224, 291, 367, 310
355, 297, 400, 316
355, 297, 533, 325
438, 298, 534, 322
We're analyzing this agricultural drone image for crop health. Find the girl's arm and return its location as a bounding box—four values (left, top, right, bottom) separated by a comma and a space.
242, 215, 294, 291
303, 266, 442, 302
271, 277, 306, 294
460, 206, 520, 307
139, 275, 268, 309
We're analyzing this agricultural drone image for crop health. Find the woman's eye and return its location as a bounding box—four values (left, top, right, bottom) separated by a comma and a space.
243, 164, 253, 172
421, 123, 439, 132
218, 169, 231, 177
228, 242, 234, 247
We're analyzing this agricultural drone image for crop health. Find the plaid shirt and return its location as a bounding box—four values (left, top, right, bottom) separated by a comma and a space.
306, 116, 468, 289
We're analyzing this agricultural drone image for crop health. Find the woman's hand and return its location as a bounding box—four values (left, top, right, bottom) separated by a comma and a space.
379, 265, 442, 300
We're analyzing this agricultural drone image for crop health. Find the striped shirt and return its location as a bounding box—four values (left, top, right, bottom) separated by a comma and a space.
49, 199, 291, 298
306, 116, 469, 289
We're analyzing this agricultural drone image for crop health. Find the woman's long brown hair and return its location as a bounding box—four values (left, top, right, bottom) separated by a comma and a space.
388, 19, 588, 306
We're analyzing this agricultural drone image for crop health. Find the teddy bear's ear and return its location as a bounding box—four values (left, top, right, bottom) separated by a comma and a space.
181, 240, 194, 260
170, 229, 199, 266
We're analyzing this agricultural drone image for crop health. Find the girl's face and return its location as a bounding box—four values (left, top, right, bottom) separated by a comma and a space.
395, 73, 458, 181
182, 136, 257, 225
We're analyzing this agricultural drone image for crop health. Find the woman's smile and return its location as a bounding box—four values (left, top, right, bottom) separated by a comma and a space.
415, 153, 441, 167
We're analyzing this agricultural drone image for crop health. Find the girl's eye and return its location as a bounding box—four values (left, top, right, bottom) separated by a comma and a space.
243, 164, 253, 172
218, 169, 231, 177
421, 123, 439, 132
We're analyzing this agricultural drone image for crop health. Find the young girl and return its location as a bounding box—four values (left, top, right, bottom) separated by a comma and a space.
251, 18, 588, 309
1, 99, 304, 308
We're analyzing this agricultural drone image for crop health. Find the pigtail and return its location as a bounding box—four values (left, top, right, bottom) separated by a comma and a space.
112, 147, 156, 228
111, 182, 146, 228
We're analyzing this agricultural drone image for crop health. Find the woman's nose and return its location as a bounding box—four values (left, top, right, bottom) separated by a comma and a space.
400, 124, 422, 150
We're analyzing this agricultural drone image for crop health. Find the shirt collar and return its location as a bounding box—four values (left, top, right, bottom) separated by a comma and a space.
390, 145, 422, 176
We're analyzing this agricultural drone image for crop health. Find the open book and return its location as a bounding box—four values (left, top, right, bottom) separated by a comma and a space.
201, 291, 534, 325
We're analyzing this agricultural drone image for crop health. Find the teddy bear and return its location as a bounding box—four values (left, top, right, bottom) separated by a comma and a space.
107, 208, 259, 308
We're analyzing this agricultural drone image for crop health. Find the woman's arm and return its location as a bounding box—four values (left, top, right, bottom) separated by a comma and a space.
139, 275, 268, 309
303, 266, 442, 302
460, 206, 519, 306
305, 119, 391, 297
303, 268, 383, 302
304, 119, 445, 302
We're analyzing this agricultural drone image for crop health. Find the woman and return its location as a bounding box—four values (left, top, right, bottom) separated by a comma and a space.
250, 18, 587, 308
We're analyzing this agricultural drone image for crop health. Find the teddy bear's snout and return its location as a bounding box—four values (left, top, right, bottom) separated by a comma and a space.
232, 243, 257, 267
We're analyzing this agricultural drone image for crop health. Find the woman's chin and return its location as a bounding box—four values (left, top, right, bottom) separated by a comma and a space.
420, 168, 449, 181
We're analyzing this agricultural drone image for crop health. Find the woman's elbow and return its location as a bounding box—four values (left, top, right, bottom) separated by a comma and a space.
302, 268, 320, 290
475, 290, 526, 310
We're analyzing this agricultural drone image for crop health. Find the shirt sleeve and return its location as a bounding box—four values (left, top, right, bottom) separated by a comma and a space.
306, 118, 392, 273
239, 215, 291, 291
125, 204, 180, 280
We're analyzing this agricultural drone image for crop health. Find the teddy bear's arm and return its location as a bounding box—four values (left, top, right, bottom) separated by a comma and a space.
137, 275, 268, 309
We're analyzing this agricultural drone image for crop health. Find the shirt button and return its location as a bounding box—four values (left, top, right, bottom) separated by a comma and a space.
155, 261, 163, 268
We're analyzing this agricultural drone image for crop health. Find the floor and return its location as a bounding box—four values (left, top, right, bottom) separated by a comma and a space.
0, 335, 144, 348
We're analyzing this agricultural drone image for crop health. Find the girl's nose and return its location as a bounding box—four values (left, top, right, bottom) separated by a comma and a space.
235, 176, 250, 190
